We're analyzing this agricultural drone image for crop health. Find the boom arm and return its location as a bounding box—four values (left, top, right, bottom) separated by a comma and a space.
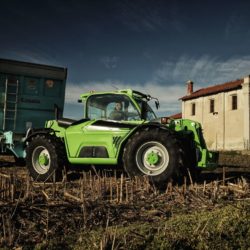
169, 118, 218, 168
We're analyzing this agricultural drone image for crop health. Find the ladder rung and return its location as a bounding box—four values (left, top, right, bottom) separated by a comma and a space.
3, 79, 18, 131
6, 101, 17, 104
7, 83, 18, 86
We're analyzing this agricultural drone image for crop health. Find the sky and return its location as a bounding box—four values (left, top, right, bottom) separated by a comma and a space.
1, 0, 250, 118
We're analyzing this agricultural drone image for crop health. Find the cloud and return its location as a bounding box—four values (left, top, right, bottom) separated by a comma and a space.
65, 80, 125, 104
153, 55, 250, 87
0, 50, 59, 66
224, 6, 250, 39
64, 55, 250, 119
117, 1, 163, 32
100, 56, 119, 69
64, 80, 184, 118
115, 0, 184, 33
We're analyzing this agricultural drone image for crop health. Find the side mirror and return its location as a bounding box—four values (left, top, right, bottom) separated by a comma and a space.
155, 100, 160, 110
78, 99, 82, 103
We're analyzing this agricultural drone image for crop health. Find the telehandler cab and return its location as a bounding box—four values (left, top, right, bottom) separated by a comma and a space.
26, 89, 217, 188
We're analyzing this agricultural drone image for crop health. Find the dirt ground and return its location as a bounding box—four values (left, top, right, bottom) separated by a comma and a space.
1, 150, 250, 179
218, 150, 250, 168
0, 153, 250, 249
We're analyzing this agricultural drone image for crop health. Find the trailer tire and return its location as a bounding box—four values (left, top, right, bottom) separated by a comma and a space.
14, 156, 26, 167
26, 134, 66, 182
123, 129, 182, 189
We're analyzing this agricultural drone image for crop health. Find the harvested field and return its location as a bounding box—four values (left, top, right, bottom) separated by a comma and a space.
1, 153, 250, 249
0, 160, 250, 249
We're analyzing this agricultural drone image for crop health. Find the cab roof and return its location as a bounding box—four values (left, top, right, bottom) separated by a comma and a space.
80, 89, 150, 100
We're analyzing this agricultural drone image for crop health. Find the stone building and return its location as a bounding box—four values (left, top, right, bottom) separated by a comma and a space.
180, 76, 250, 151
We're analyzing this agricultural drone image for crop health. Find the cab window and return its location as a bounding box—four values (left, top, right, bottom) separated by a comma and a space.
86, 94, 140, 121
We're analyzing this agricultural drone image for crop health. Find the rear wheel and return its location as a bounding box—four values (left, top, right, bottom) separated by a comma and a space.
123, 129, 182, 189
26, 134, 66, 182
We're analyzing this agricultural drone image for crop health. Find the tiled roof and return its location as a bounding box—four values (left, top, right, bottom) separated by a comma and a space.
180, 79, 244, 101
169, 112, 182, 119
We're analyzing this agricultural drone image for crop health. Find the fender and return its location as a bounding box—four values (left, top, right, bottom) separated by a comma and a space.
24, 128, 56, 143
130, 120, 175, 138
117, 121, 175, 161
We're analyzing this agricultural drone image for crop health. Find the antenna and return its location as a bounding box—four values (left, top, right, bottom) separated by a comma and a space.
111, 84, 119, 90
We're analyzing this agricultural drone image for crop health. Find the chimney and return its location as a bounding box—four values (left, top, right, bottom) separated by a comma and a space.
187, 80, 193, 95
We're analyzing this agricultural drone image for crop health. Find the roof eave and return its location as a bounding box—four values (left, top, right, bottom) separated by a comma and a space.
180, 85, 242, 101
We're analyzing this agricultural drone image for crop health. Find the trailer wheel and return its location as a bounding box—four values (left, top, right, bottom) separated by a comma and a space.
14, 156, 26, 166
26, 134, 66, 182
123, 129, 181, 189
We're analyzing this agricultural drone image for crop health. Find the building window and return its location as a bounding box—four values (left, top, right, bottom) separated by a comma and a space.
232, 95, 237, 110
191, 103, 195, 116
210, 99, 215, 113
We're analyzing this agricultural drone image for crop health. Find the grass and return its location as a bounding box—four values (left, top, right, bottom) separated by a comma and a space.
35, 200, 250, 250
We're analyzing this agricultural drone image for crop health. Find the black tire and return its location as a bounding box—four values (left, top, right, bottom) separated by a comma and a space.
26, 134, 67, 182
123, 129, 182, 189
178, 136, 201, 183
14, 156, 26, 166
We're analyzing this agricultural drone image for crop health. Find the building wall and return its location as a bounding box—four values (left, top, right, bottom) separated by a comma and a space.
182, 77, 250, 151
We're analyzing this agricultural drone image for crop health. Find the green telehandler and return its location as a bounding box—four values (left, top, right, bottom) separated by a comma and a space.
25, 89, 217, 188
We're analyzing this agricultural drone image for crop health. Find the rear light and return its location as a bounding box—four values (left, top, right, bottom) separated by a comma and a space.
161, 117, 170, 124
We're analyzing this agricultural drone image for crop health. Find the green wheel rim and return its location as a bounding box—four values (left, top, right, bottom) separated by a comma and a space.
32, 146, 51, 175
136, 141, 169, 176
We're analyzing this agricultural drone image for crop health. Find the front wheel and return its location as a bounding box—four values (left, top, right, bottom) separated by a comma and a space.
26, 134, 66, 182
123, 129, 182, 189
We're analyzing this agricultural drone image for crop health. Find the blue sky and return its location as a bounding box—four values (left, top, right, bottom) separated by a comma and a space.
1, 0, 250, 118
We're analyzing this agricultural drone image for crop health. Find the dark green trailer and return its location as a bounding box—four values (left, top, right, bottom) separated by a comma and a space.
0, 58, 67, 161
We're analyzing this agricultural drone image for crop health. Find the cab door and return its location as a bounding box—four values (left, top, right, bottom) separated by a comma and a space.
65, 120, 132, 164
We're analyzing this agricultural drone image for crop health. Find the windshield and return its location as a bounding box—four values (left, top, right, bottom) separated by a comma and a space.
87, 94, 141, 121
135, 98, 157, 120
86, 93, 157, 121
